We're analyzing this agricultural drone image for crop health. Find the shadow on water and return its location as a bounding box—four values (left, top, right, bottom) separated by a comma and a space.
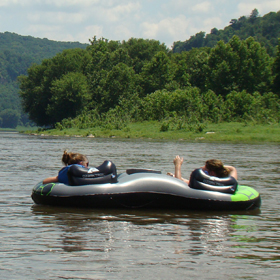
31, 204, 261, 225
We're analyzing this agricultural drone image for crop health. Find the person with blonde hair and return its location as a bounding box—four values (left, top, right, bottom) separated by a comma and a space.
43, 150, 94, 185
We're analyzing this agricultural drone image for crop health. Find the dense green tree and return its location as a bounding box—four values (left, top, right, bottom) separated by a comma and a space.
174, 48, 209, 91
206, 36, 272, 96
140, 88, 202, 121
46, 72, 90, 123
18, 63, 50, 126
250, 8, 260, 20
272, 39, 280, 97
171, 53, 191, 88
86, 38, 117, 108
0, 83, 20, 111
224, 90, 255, 120
0, 108, 20, 128
19, 48, 90, 126
122, 38, 169, 73
86, 37, 169, 106
201, 90, 225, 123
101, 63, 136, 112
224, 90, 279, 122
173, 32, 206, 53
140, 51, 174, 96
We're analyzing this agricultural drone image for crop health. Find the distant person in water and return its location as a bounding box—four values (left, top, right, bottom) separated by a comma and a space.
168, 156, 238, 184
43, 150, 98, 185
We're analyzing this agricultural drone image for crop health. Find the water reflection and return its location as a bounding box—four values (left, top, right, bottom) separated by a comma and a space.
31, 204, 261, 260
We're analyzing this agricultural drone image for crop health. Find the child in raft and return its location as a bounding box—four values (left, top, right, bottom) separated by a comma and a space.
43, 150, 98, 185
168, 155, 238, 184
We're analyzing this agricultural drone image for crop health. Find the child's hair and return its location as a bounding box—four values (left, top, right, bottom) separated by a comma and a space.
205, 159, 230, 178
61, 150, 88, 166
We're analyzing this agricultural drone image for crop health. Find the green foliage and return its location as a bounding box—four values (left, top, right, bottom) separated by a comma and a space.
19, 48, 91, 126
57, 109, 100, 129
140, 51, 174, 96
201, 90, 225, 123
101, 63, 136, 112
140, 88, 203, 121
173, 31, 206, 53
160, 113, 207, 133
101, 106, 130, 130
173, 10, 280, 56
0, 32, 88, 128
47, 72, 90, 122
0, 108, 20, 128
272, 39, 280, 97
173, 48, 210, 91
19, 34, 280, 130
122, 38, 168, 73
224, 90, 280, 123
206, 36, 272, 96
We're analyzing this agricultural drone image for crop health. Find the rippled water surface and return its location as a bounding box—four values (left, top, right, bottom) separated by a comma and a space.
0, 132, 279, 279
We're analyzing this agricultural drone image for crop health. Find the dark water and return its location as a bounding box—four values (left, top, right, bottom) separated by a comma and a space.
0, 132, 279, 279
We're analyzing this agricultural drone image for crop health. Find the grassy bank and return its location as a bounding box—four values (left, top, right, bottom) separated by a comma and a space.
0, 128, 17, 131
23, 121, 280, 143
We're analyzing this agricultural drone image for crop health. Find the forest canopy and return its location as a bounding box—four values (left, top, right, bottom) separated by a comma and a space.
0, 32, 88, 128
19, 35, 280, 131
172, 10, 280, 56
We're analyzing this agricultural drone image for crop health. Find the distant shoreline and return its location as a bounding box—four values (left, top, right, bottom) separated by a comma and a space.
20, 121, 280, 143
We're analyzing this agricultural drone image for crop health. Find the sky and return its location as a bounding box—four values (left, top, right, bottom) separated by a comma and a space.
0, 0, 280, 48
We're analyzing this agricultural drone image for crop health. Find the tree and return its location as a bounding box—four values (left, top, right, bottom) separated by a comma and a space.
224, 90, 254, 120
272, 39, 280, 97
206, 36, 272, 97
140, 87, 203, 121
171, 53, 191, 89
211, 28, 219, 35
230, 19, 238, 26
180, 48, 209, 91
101, 63, 136, 112
46, 72, 90, 123
140, 51, 174, 96
19, 48, 90, 126
18, 62, 51, 126
250, 9, 259, 20
123, 38, 168, 73
183, 32, 206, 51
0, 108, 20, 128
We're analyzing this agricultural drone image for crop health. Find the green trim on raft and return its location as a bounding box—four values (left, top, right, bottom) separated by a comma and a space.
231, 185, 260, 201
34, 182, 56, 196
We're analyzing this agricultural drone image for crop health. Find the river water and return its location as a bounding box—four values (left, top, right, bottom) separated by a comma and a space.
0, 132, 279, 279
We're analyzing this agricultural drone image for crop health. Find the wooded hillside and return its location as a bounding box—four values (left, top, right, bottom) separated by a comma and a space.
172, 9, 280, 56
0, 32, 88, 128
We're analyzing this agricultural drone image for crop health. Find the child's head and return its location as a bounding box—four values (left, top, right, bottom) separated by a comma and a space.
62, 150, 88, 167
205, 159, 230, 178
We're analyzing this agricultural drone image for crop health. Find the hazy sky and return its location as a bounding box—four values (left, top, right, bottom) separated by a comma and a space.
1, 0, 279, 48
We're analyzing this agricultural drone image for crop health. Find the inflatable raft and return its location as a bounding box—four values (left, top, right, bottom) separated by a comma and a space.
31, 162, 261, 211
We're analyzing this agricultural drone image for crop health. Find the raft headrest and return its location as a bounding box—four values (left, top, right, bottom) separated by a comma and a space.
68, 160, 117, 186
189, 168, 238, 194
